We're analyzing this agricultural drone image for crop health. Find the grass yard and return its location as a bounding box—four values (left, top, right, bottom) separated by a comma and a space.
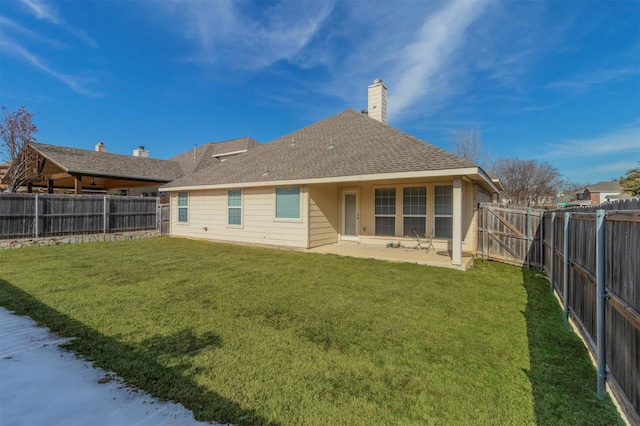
0, 238, 623, 425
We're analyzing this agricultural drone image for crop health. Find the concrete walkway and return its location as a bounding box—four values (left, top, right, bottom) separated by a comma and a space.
0, 307, 218, 426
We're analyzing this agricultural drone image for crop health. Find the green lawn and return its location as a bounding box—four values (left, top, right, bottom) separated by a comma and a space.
0, 238, 623, 425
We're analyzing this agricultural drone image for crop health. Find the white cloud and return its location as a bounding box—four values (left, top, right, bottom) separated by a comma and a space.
158, 0, 335, 69
542, 124, 640, 158
591, 160, 639, 173
0, 16, 68, 48
387, 0, 491, 120
0, 37, 100, 97
547, 67, 639, 93
18, 0, 97, 48
19, 0, 59, 23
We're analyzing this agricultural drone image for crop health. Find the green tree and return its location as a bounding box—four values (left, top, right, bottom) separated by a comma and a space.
619, 163, 640, 196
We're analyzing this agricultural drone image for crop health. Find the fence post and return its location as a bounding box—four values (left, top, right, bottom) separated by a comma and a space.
550, 212, 556, 294
539, 211, 543, 271
596, 209, 607, 399
34, 194, 39, 239
563, 212, 571, 326
526, 208, 531, 269
481, 205, 486, 262
155, 197, 159, 232
103, 196, 107, 235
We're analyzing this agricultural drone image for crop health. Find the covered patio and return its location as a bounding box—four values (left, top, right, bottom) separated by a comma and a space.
307, 242, 476, 270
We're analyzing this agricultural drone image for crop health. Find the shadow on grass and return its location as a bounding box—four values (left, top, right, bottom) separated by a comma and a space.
521, 268, 624, 425
0, 278, 277, 426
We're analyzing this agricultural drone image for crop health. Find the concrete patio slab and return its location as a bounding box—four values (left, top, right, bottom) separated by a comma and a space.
307, 243, 475, 270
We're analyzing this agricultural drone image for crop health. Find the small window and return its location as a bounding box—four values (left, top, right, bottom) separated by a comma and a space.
434, 185, 453, 238
228, 190, 242, 226
375, 188, 396, 236
276, 187, 300, 219
178, 192, 188, 223
403, 187, 426, 236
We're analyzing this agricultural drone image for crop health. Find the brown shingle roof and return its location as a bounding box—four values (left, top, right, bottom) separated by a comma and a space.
168, 137, 259, 175
32, 143, 183, 182
586, 180, 622, 193
163, 109, 477, 188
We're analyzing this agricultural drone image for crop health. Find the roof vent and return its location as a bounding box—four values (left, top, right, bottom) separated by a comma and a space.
328, 138, 334, 150
262, 165, 269, 177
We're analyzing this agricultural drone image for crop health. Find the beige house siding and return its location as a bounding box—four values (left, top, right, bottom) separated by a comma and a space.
335, 177, 477, 252
467, 183, 492, 252
170, 186, 308, 248
308, 183, 339, 248
169, 177, 489, 253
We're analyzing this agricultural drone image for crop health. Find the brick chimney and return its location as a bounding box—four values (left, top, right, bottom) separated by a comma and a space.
95, 142, 106, 152
367, 78, 387, 124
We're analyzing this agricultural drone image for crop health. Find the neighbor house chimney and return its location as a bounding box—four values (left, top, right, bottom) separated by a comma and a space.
95, 142, 106, 152
367, 78, 387, 124
133, 146, 150, 158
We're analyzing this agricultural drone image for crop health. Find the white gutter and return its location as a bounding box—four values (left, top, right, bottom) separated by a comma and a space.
163, 167, 498, 192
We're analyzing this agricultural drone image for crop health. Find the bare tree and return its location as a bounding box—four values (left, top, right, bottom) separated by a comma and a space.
0, 106, 38, 192
450, 126, 491, 169
491, 158, 562, 207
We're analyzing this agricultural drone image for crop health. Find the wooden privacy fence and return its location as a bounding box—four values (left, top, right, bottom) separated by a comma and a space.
479, 206, 543, 269
158, 196, 170, 235
0, 193, 159, 239
479, 202, 640, 425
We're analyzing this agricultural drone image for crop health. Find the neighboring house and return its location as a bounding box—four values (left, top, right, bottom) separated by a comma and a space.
2, 139, 257, 195
570, 180, 625, 206
161, 81, 501, 266
581, 181, 625, 205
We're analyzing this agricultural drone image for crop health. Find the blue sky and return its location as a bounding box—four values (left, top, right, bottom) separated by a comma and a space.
1, 0, 638, 185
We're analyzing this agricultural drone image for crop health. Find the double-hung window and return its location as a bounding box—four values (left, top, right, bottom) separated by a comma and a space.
177, 192, 188, 223
403, 187, 426, 236
275, 187, 300, 219
434, 185, 453, 238
375, 188, 396, 236
227, 190, 242, 226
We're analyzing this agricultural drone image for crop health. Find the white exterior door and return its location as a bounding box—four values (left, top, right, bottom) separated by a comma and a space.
342, 190, 359, 241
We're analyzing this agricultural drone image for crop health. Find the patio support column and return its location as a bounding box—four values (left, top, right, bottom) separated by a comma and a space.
452, 177, 463, 266
73, 174, 82, 194
47, 179, 54, 193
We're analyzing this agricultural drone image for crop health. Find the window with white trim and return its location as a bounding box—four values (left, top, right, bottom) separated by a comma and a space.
177, 192, 188, 223
403, 186, 426, 236
434, 185, 453, 238
375, 188, 396, 236
275, 187, 300, 219
227, 190, 242, 226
